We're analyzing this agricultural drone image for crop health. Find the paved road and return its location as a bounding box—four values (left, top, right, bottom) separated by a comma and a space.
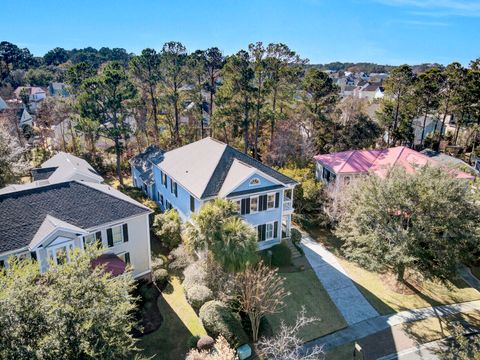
300, 233, 379, 325
303, 300, 480, 352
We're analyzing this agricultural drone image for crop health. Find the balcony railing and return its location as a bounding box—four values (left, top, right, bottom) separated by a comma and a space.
283, 200, 293, 211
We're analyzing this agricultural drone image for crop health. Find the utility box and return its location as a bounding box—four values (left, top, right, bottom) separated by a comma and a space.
353, 342, 364, 360
237, 344, 252, 360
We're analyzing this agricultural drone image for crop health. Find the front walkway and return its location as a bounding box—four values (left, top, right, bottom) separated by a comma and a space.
303, 299, 480, 352
300, 232, 379, 326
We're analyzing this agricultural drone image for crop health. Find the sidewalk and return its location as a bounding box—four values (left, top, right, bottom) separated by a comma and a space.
301, 232, 379, 325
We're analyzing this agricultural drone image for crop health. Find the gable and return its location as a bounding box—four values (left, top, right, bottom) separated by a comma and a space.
228, 173, 280, 196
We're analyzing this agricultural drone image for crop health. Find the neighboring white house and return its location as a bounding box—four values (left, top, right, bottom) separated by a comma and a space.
356, 83, 384, 101
0, 152, 153, 279
14, 86, 47, 110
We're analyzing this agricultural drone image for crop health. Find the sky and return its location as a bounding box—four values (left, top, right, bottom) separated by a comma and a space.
1, 0, 479, 65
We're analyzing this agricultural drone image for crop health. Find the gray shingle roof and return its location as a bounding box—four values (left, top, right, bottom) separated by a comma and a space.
0, 181, 150, 254
130, 145, 164, 186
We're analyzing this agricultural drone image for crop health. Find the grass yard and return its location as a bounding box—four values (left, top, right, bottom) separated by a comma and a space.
267, 269, 347, 342
305, 225, 480, 316
139, 276, 207, 360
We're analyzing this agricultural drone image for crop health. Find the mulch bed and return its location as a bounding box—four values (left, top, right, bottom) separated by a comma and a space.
132, 282, 163, 337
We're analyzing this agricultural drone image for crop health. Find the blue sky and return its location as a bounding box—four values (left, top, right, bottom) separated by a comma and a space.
1, 0, 479, 65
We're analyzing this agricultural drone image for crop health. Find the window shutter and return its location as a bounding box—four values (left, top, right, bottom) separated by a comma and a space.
246, 197, 250, 214
107, 228, 113, 247
95, 231, 102, 244
30, 251, 37, 261
274, 221, 278, 238
174, 183, 178, 197
190, 195, 195, 212
262, 195, 268, 211
0, 260, 4, 268
258, 196, 264, 212
170, 178, 173, 192
124, 252, 131, 265
257, 226, 262, 241
122, 224, 129, 242
241, 199, 246, 215
261, 224, 267, 241
275, 192, 280, 208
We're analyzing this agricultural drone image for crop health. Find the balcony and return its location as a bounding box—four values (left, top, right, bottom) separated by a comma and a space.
283, 200, 293, 212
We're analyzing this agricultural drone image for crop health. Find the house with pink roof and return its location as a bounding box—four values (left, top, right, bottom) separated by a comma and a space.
314, 146, 475, 190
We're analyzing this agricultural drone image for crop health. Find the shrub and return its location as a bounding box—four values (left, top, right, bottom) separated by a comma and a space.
269, 241, 292, 267
196, 336, 215, 350
290, 228, 304, 255
151, 256, 165, 270
153, 209, 182, 250
168, 244, 194, 271
153, 268, 168, 287
186, 285, 213, 311
183, 261, 208, 291
199, 301, 249, 346
187, 335, 201, 349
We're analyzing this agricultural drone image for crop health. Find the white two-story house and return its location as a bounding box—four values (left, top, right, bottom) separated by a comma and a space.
132, 137, 297, 250
0, 154, 153, 280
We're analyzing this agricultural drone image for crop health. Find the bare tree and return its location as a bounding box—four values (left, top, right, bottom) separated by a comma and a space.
235, 261, 288, 342
257, 308, 324, 360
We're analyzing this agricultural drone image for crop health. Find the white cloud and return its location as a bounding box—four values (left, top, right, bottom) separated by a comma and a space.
374, 0, 480, 16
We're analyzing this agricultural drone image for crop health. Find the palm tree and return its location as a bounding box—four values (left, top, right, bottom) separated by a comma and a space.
210, 217, 258, 272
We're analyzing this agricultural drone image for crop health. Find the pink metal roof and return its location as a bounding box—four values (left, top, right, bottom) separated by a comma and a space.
314, 146, 474, 180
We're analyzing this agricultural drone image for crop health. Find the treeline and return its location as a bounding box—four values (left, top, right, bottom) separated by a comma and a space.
1, 40, 479, 188
378, 62, 480, 148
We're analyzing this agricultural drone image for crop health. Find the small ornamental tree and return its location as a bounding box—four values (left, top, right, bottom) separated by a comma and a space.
186, 336, 236, 360
335, 166, 480, 283
235, 261, 289, 342
0, 248, 138, 360
153, 209, 182, 249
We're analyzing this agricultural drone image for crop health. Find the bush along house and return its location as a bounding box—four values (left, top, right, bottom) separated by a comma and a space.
0, 153, 153, 280
132, 137, 298, 250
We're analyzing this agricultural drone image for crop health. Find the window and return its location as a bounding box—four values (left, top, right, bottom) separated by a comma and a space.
107, 224, 128, 247
344, 176, 351, 185
166, 200, 172, 210
234, 199, 241, 213
249, 178, 260, 186
267, 193, 275, 210
158, 193, 164, 206
190, 195, 195, 212
0, 260, 4, 268
83, 231, 102, 249
266, 223, 274, 240
284, 189, 292, 201
250, 196, 258, 213
162, 173, 168, 187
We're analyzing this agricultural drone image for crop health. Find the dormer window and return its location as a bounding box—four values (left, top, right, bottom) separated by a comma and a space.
249, 178, 260, 186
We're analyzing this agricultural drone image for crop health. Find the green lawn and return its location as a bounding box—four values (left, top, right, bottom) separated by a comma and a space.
305, 225, 480, 316
139, 276, 207, 360
267, 269, 347, 342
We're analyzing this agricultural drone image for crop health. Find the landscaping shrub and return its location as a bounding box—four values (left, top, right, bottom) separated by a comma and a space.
185, 284, 213, 311
153, 268, 169, 288
183, 260, 208, 292
290, 228, 304, 255
168, 244, 194, 271
187, 335, 201, 349
269, 241, 292, 267
153, 209, 182, 250
151, 255, 165, 270
196, 336, 215, 350
199, 301, 249, 346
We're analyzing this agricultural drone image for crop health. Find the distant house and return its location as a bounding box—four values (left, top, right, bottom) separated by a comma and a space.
49, 82, 69, 97
314, 146, 474, 191
133, 137, 298, 249
19, 108, 33, 128
0, 96, 8, 111
356, 83, 384, 101
14, 86, 47, 102
130, 145, 164, 200
0, 154, 153, 279
342, 85, 357, 97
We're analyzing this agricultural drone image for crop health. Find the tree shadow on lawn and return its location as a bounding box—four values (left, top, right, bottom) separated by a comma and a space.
139, 286, 195, 360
